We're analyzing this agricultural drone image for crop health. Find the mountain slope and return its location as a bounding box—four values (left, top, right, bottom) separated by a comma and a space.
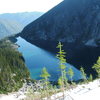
0, 12, 44, 39
20, 0, 100, 75
0, 12, 43, 27
0, 39, 30, 93
0, 19, 23, 39
21, 0, 100, 45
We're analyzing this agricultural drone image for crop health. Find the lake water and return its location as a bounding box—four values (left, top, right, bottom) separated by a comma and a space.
16, 37, 82, 81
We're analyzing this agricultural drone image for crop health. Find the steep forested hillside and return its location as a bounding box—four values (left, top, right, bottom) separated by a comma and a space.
21, 0, 100, 44
0, 39, 30, 94
20, 0, 100, 75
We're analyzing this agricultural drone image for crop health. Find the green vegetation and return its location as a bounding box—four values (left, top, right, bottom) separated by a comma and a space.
40, 67, 51, 85
25, 41, 100, 100
40, 67, 51, 99
56, 42, 68, 87
68, 68, 74, 83
40, 67, 51, 91
92, 57, 100, 78
56, 42, 68, 98
0, 40, 30, 94
0, 39, 99, 100
80, 67, 87, 83
88, 74, 93, 82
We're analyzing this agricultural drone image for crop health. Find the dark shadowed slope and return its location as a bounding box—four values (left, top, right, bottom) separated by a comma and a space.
20, 0, 100, 76
21, 0, 100, 44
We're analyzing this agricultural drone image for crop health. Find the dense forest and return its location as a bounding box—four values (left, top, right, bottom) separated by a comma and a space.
0, 39, 30, 94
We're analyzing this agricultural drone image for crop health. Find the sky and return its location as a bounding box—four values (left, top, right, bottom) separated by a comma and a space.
0, 0, 63, 14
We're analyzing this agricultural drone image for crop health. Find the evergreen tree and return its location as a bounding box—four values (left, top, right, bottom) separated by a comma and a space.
80, 67, 87, 83
68, 68, 74, 83
88, 74, 93, 82
63, 70, 69, 87
58, 76, 63, 87
40, 67, 50, 87
56, 42, 68, 99
40, 67, 51, 99
92, 57, 100, 78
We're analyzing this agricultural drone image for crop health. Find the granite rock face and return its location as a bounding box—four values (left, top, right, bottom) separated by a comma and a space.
21, 0, 100, 75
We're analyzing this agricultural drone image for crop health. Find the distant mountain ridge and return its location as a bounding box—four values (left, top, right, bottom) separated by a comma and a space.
20, 0, 100, 75
0, 19, 23, 39
0, 12, 43, 27
0, 12, 44, 39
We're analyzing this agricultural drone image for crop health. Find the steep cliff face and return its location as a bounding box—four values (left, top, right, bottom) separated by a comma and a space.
21, 0, 100, 75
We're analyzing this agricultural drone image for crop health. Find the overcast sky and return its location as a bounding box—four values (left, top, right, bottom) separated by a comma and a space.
0, 0, 63, 14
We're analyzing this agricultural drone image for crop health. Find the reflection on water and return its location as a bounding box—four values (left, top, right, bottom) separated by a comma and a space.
16, 37, 82, 81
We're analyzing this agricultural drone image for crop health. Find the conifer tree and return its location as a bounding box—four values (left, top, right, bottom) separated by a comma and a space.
68, 68, 74, 83
56, 41, 68, 97
80, 67, 87, 83
40, 67, 50, 88
40, 67, 51, 98
92, 57, 100, 78
88, 74, 93, 82
58, 76, 63, 86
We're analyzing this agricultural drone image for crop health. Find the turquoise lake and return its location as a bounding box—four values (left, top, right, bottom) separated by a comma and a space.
16, 37, 82, 81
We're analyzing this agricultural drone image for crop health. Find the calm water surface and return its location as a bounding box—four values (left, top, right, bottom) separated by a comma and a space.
16, 37, 82, 81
